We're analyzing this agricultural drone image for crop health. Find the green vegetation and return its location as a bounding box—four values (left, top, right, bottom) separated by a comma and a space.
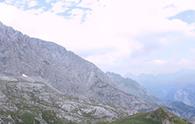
42, 110, 65, 124
110, 114, 161, 124
109, 108, 189, 124
2, 110, 37, 124
0, 107, 190, 124
20, 111, 36, 124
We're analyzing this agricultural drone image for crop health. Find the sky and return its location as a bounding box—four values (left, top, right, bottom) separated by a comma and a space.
0, 0, 195, 75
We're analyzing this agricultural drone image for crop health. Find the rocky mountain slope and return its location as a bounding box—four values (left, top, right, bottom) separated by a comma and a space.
0, 21, 154, 121
167, 101, 195, 123
106, 72, 157, 104
0, 75, 123, 124
173, 86, 195, 107
0, 75, 188, 124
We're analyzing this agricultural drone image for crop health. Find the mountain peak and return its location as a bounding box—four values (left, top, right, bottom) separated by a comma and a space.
0, 22, 154, 122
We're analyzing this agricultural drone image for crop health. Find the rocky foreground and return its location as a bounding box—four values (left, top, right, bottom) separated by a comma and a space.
0, 75, 123, 124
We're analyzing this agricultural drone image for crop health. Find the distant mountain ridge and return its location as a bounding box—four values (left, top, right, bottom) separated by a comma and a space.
127, 70, 195, 107
127, 70, 195, 123
0, 21, 194, 124
106, 72, 158, 104
167, 101, 195, 123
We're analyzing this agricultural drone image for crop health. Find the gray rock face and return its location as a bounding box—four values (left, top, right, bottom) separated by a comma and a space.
167, 101, 195, 122
174, 87, 195, 107
0, 22, 153, 118
106, 72, 158, 105
0, 75, 120, 123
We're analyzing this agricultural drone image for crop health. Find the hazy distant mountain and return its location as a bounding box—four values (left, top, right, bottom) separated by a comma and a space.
167, 101, 195, 123
106, 72, 158, 104
127, 70, 195, 107
0, 22, 155, 123
126, 70, 195, 123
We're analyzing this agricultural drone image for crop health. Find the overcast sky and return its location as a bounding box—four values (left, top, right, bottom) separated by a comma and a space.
0, 0, 195, 75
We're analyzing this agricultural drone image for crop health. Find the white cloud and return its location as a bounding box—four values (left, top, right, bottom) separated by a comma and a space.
0, 0, 195, 75
150, 59, 168, 65
190, 48, 195, 54
172, 0, 195, 12
178, 58, 190, 66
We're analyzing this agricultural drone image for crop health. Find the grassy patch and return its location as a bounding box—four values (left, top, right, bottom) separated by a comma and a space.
108, 108, 189, 124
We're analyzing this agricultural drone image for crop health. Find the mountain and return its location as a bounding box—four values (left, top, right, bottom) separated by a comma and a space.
167, 101, 195, 123
106, 72, 157, 104
0, 75, 120, 124
173, 86, 195, 107
127, 70, 195, 107
127, 70, 195, 122
0, 22, 154, 122
110, 107, 190, 124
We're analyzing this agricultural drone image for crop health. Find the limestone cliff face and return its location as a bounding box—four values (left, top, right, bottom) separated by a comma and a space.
106, 72, 158, 104
0, 75, 121, 123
